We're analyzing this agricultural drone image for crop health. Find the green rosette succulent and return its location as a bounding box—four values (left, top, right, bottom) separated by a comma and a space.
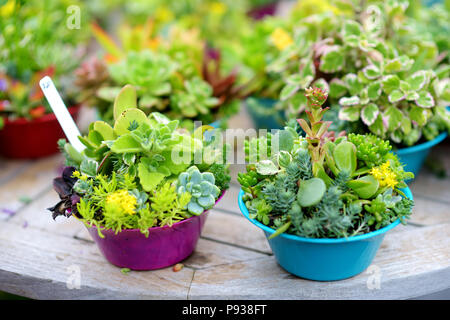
177, 166, 221, 215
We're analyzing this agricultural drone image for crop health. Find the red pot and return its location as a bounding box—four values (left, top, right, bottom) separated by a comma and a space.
0, 105, 80, 159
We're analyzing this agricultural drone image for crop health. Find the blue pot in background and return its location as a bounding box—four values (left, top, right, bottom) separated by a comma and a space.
395, 131, 448, 178
238, 187, 413, 281
209, 119, 222, 129
245, 97, 285, 130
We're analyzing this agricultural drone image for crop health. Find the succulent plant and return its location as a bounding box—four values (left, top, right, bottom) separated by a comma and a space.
259, 1, 450, 147
74, 57, 110, 109
170, 77, 219, 118
49, 85, 229, 235
75, 22, 244, 126
47, 166, 80, 220
177, 166, 220, 215
240, 86, 414, 238
0, 1, 89, 121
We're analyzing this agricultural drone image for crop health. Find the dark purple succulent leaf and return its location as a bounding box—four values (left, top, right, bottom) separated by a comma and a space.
53, 177, 73, 198
71, 194, 80, 206
62, 166, 77, 186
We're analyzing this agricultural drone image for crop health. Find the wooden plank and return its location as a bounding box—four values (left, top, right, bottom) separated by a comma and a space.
184, 238, 266, 270
409, 174, 450, 205
408, 141, 450, 204
214, 185, 241, 214
188, 223, 450, 299
202, 210, 272, 254
0, 155, 63, 220
0, 222, 194, 299
0, 158, 30, 186
9, 188, 84, 237
408, 195, 450, 226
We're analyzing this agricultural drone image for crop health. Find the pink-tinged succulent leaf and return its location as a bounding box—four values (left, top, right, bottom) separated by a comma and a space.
329, 78, 347, 98
381, 75, 400, 94
297, 118, 313, 136
368, 114, 386, 137
407, 70, 428, 91
388, 89, 405, 103
384, 58, 403, 73
316, 121, 332, 138
415, 91, 435, 108
361, 103, 379, 126
409, 106, 429, 126
383, 106, 403, 131
319, 46, 344, 73
339, 106, 361, 121
405, 91, 419, 101
280, 83, 300, 101
339, 96, 360, 106
362, 65, 381, 80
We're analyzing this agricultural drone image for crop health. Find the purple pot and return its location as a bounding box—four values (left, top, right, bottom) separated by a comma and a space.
86, 192, 225, 270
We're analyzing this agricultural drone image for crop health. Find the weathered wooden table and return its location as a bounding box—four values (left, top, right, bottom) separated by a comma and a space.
0, 109, 449, 299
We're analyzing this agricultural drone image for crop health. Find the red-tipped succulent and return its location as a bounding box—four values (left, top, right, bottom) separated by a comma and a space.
202, 47, 249, 108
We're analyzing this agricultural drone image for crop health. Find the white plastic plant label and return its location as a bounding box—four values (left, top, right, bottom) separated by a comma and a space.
39, 76, 85, 152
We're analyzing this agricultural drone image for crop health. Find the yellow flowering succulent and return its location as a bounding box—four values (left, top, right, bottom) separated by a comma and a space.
209, 2, 227, 16
0, 0, 15, 17
270, 27, 294, 51
72, 170, 88, 181
370, 161, 398, 189
106, 190, 137, 215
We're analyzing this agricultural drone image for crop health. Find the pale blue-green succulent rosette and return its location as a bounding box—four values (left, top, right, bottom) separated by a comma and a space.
177, 166, 220, 215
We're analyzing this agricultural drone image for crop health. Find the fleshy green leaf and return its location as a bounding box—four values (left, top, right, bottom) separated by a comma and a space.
297, 178, 326, 207
342, 20, 362, 38
343, 73, 364, 96
383, 106, 403, 131
388, 89, 405, 103
256, 160, 279, 175
361, 103, 379, 126
319, 47, 344, 73
384, 58, 402, 73
80, 159, 98, 177
280, 84, 300, 101
339, 96, 360, 106
409, 106, 429, 126
338, 106, 361, 121
363, 65, 381, 79
329, 79, 347, 98
138, 163, 165, 191
405, 91, 419, 101
114, 108, 149, 136
333, 141, 357, 174
415, 91, 435, 108
367, 82, 382, 100
368, 115, 386, 137
348, 175, 379, 199
93, 121, 115, 141
110, 135, 142, 153
407, 70, 427, 91
113, 85, 137, 121
382, 75, 400, 94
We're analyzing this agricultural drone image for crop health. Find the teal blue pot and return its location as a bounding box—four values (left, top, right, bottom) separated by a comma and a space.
395, 131, 448, 178
209, 119, 222, 129
238, 187, 413, 281
245, 97, 285, 130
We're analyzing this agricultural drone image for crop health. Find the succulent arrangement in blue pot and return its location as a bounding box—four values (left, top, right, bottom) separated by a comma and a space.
238, 87, 414, 281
